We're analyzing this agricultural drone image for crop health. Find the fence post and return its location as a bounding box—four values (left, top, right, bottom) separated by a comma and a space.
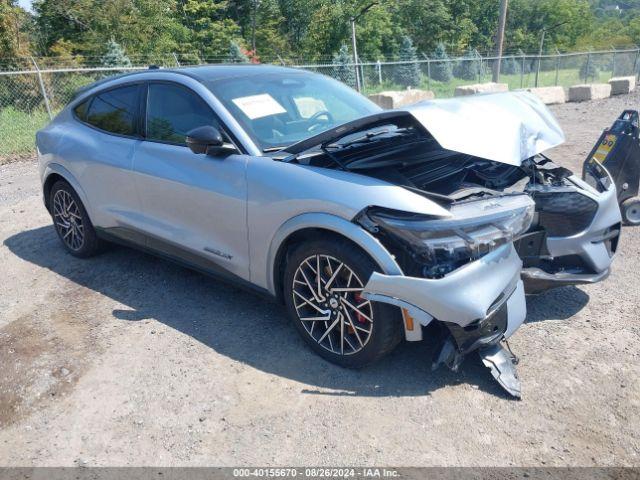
554, 49, 560, 86
422, 53, 431, 90
535, 52, 541, 87
375, 60, 382, 84
634, 47, 640, 83
611, 48, 616, 77
585, 51, 592, 83
30, 56, 52, 120
475, 49, 482, 82
520, 51, 525, 88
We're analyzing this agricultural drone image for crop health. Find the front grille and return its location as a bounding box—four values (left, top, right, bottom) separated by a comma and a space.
532, 191, 598, 237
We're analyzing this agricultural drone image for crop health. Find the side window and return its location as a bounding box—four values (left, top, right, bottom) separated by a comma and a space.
146, 83, 219, 144
73, 99, 89, 121
85, 85, 139, 136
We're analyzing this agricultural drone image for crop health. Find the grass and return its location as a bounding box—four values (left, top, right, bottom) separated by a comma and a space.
0, 107, 50, 160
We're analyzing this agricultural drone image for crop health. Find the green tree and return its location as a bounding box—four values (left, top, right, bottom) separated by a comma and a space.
181, 0, 242, 60
228, 40, 250, 62
331, 44, 355, 88
392, 0, 451, 53
454, 47, 481, 81
394, 35, 420, 88
430, 42, 452, 82
101, 38, 132, 67
580, 58, 599, 82
506, 0, 594, 53
501, 55, 520, 75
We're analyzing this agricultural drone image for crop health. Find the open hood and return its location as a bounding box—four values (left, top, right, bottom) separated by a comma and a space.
283, 91, 565, 167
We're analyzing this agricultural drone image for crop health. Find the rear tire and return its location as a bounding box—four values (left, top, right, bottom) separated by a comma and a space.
49, 180, 105, 258
283, 238, 403, 368
621, 197, 640, 226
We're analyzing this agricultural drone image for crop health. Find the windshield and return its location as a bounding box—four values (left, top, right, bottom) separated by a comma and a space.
204, 71, 381, 152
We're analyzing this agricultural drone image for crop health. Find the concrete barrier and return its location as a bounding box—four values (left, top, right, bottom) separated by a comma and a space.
368, 89, 435, 109
454, 82, 508, 96
608, 76, 637, 95
568, 84, 612, 102
521, 86, 566, 105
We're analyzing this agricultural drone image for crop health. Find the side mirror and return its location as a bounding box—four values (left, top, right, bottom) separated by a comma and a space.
186, 126, 224, 155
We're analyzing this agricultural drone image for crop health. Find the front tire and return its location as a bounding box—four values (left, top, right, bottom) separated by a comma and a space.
49, 180, 104, 258
283, 238, 402, 368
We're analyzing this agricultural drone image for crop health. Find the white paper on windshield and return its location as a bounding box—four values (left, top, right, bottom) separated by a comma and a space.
232, 93, 286, 119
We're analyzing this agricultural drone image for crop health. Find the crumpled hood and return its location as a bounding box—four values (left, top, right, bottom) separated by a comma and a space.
283, 91, 565, 167
404, 91, 565, 166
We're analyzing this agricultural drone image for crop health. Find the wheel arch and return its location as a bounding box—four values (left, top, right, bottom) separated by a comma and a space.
42, 164, 94, 220
267, 212, 403, 303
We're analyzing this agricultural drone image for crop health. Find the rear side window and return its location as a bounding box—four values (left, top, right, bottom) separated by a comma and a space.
73, 100, 89, 121
85, 85, 139, 136
146, 83, 219, 144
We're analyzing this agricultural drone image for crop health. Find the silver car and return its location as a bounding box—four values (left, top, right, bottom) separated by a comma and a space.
36, 65, 620, 397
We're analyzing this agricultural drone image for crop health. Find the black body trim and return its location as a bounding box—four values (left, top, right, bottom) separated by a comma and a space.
95, 226, 274, 300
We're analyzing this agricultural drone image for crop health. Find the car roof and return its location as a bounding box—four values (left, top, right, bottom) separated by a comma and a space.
72, 64, 308, 100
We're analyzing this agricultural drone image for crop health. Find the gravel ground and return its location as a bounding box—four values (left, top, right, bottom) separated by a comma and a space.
0, 92, 639, 467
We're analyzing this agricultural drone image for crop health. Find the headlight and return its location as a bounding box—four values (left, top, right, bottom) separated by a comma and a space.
359, 195, 534, 278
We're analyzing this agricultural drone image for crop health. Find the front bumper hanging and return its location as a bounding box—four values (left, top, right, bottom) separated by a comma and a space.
361, 243, 527, 398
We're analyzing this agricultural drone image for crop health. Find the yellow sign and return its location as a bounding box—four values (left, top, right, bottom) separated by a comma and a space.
592, 133, 617, 164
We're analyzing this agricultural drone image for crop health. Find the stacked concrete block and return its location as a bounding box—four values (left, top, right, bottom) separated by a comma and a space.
522, 86, 566, 105
368, 89, 435, 109
608, 76, 637, 95
568, 84, 612, 102
454, 82, 508, 96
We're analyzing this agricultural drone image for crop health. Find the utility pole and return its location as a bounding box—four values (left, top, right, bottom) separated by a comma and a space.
492, 0, 508, 82
350, 2, 376, 92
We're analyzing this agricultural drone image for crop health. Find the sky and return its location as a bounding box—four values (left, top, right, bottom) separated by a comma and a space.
18, 0, 33, 11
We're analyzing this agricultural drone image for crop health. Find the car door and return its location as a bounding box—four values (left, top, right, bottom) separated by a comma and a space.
132, 81, 250, 280
70, 83, 144, 230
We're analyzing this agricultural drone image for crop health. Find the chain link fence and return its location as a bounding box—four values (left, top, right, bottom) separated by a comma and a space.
1, 48, 639, 159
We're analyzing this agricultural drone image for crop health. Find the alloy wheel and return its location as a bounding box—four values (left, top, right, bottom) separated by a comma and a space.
52, 189, 85, 251
292, 254, 373, 355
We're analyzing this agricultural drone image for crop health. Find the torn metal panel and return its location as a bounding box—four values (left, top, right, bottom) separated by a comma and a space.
405, 92, 566, 166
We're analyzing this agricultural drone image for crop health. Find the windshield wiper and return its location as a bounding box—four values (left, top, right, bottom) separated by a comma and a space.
324, 129, 390, 149
263, 146, 290, 152
324, 127, 413, 151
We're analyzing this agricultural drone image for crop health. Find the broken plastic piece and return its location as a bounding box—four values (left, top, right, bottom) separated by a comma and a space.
432, 337, 464, 372
479, 343, 522, 398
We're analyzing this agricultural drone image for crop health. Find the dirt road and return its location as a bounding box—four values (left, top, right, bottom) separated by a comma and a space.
0, 92, 639, 466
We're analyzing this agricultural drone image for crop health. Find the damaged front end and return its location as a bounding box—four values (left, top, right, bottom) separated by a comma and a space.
515, 155, 621, 293
355, 194, 534, 398
280, 91, 621, 396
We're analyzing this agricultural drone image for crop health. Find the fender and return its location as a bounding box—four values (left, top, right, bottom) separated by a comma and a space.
42, 163, 95, 222
264, 212, 403, 296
